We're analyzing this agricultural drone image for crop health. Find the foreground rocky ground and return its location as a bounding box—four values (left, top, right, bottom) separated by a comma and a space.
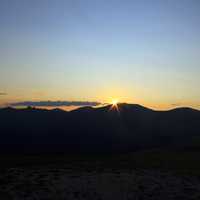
0, 166, 200, 200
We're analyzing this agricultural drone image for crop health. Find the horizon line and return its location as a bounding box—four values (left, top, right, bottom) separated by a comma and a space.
1, 102, 199, 112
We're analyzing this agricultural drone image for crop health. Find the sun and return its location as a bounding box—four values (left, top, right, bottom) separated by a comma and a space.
110, 99, 120, 112
111, 99, 118, 106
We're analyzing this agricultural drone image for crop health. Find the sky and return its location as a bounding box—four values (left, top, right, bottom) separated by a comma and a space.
0, 0, 200, 110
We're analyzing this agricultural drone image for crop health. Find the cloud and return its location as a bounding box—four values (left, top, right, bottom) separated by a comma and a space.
171, 103, 182, 107
0, 92, 7, 95
10, 101, 101, 107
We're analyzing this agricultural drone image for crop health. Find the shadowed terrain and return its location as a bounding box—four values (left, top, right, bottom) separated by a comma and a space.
0, 103, 200, 153
1, 104, 200, 199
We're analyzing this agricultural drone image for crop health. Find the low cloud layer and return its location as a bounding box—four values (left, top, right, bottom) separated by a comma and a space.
0, 92, 7, 95
10, 101, 101, 107
171, 103, 182, 107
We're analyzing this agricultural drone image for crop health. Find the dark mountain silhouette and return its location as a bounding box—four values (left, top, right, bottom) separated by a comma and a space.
0, 103, 200, 153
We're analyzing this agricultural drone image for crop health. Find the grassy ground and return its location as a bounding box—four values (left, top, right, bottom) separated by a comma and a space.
0, 149, 200, 175
1, 149, 200, 199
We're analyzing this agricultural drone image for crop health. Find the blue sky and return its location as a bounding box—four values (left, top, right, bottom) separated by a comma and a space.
0, 0, 200, 109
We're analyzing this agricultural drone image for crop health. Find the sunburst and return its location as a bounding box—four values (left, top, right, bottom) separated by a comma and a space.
110, 99, 119, 112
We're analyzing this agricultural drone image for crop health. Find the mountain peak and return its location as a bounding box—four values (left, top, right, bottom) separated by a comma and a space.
96, 103, 154, 112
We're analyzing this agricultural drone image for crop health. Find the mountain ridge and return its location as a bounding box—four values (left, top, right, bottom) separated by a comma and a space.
0, 103, 200, 154
1, 103, 199, 113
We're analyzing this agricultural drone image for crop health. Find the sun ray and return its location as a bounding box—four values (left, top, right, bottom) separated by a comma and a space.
110, 99, 120, 112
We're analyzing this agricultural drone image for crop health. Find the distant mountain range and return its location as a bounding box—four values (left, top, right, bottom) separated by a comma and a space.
0, 103, 200, 153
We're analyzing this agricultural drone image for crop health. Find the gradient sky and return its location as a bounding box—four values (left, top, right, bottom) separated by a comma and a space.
0, 0, 200, 110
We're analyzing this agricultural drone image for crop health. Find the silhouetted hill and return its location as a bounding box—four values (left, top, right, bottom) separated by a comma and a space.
0, 104, 200, 153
